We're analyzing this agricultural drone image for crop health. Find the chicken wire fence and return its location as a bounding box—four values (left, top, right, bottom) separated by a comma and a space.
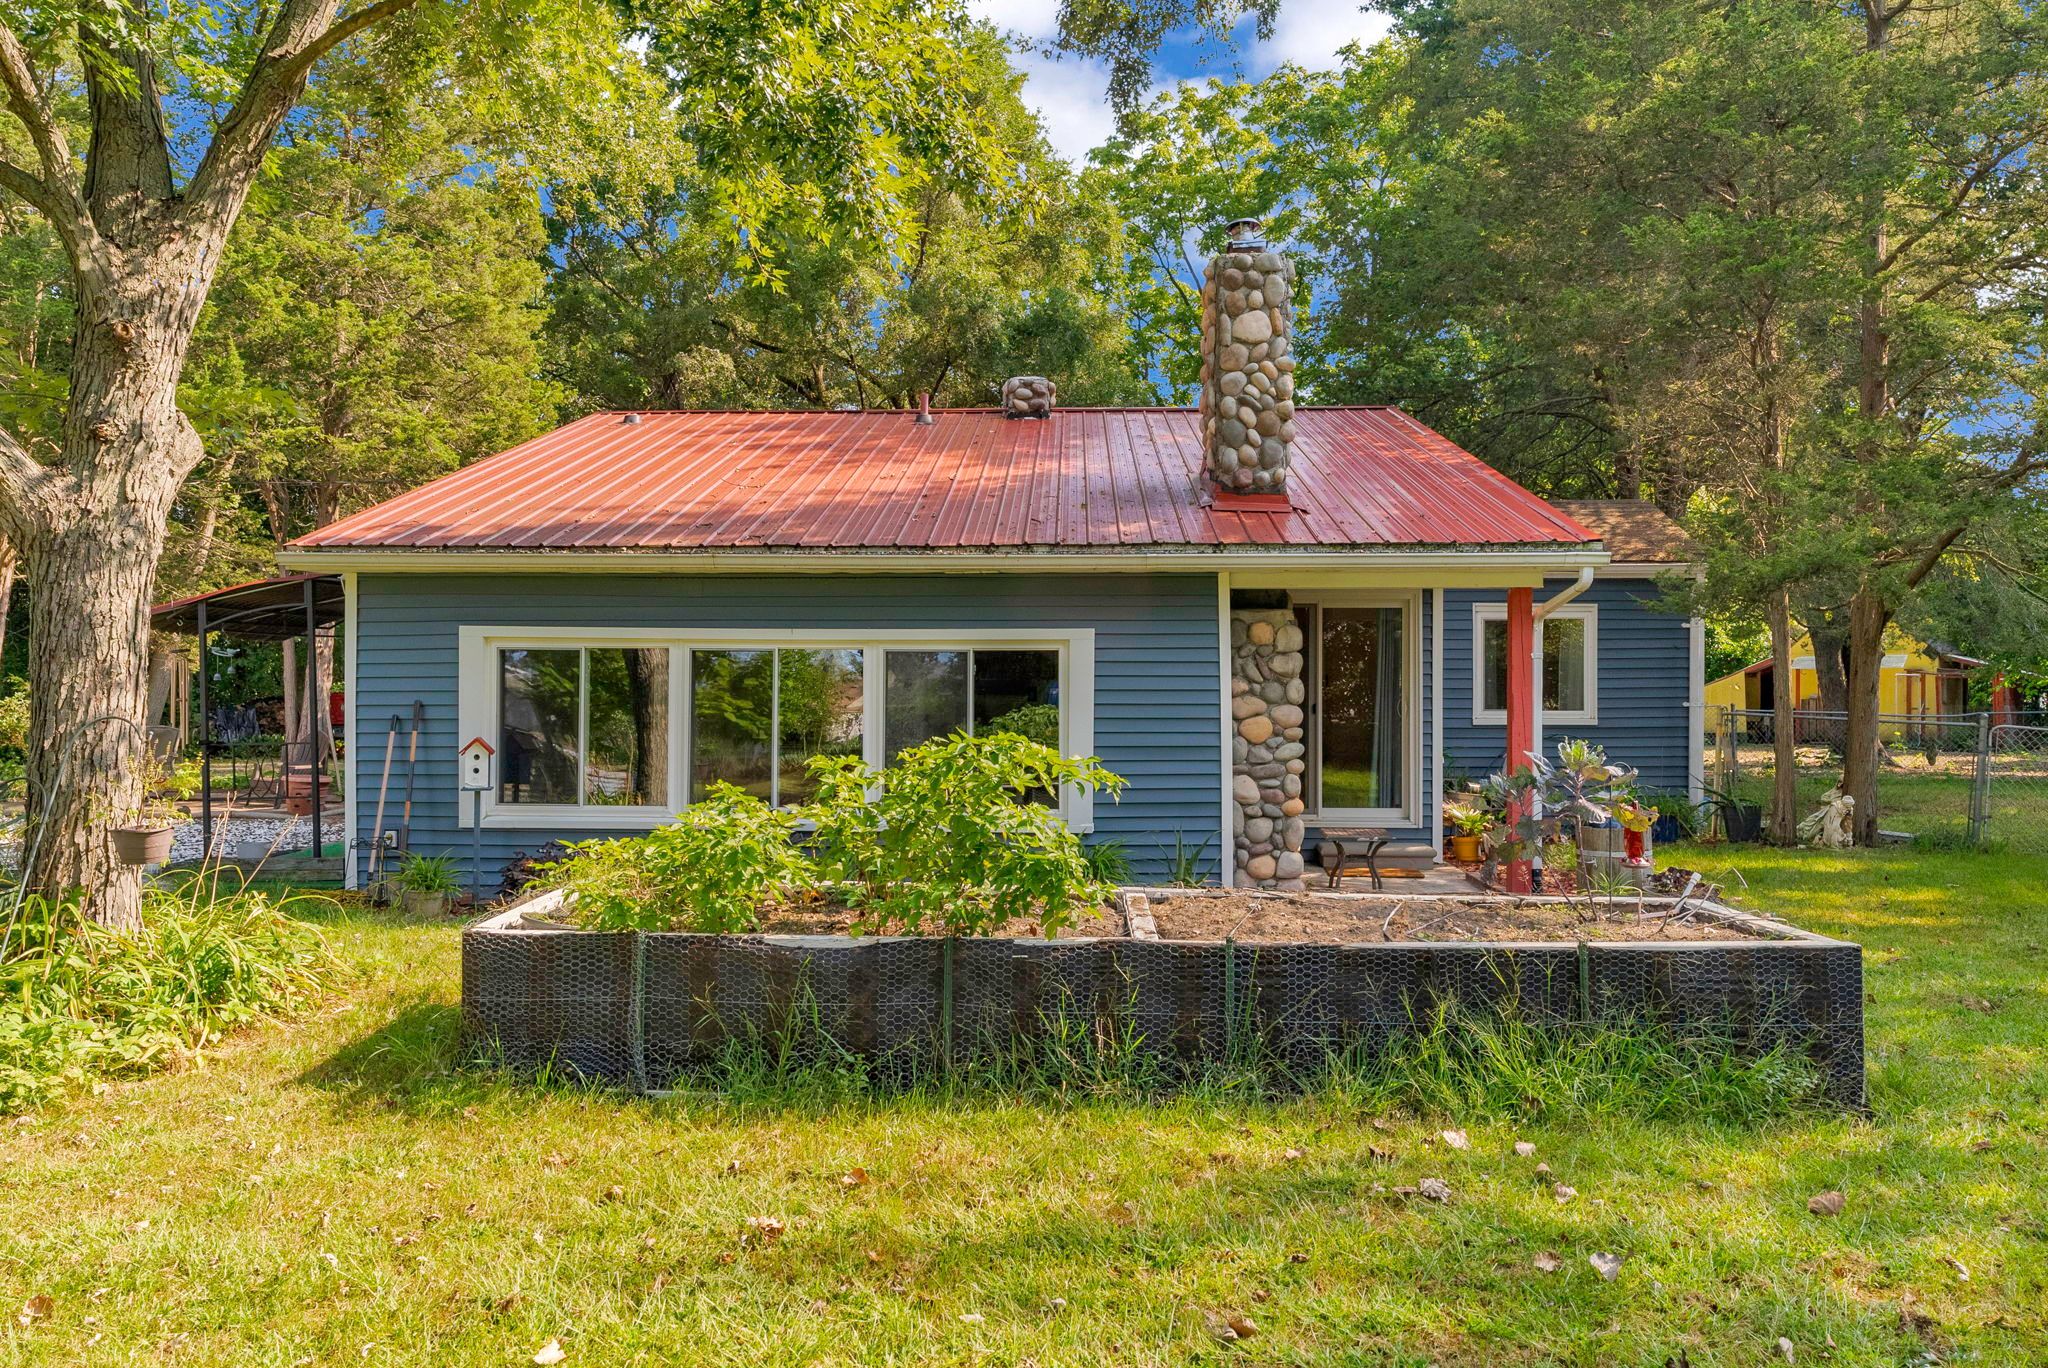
1706, 706, 2046, 853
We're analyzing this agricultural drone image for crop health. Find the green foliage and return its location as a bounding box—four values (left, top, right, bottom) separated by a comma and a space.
1481, 740, 1641, 858
1648, 791, 1704, 837
395, 854, 462, 897
1164, 830, 1213, 888
806, 733, 1125, 937
980, 703, 1061, 749
0, 882, 336, 1112
0, 686, 28, 752
1080, 839, 1132, 887
1450, 808, 1491, 837
556, 784, 812, 934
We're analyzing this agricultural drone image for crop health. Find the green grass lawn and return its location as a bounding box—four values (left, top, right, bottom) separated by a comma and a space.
1724, 759, 2047, 854
2, 846, 2043, 1365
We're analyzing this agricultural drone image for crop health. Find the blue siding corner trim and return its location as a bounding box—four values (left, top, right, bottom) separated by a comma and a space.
1443, 577, 1693, 795
351, 573, 1224, 886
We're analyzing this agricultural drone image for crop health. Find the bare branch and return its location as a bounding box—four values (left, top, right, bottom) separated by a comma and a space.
183, 0, 418, 230
0, 157, 64, 222
0, 19, 97, 258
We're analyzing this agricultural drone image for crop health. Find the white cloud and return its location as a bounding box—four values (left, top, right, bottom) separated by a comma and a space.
973, 0, 1397, 166
1253, 0, 1395, 72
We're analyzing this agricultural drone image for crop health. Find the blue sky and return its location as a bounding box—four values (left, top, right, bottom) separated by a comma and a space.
967, 0, 1393, 164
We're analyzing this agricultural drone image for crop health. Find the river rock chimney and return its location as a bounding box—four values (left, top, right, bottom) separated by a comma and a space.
1199, 219, 1296, 495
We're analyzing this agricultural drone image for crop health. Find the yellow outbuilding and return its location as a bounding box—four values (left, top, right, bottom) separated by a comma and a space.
1705, 629, 1982, 718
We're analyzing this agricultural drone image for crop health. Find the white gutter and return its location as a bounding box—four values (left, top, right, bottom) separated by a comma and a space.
1528, 567, 1596, 766
277, 546, 1612, 576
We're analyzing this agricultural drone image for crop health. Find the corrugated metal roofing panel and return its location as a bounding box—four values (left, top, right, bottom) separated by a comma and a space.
292, 407, 1597, 552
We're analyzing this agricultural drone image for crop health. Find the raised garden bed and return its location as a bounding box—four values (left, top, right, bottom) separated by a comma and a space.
463, 887, 1864, 1108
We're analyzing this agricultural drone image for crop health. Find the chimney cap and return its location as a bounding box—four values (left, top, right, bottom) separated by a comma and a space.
1224, 217, 1264, 248
620, 412, 643, 425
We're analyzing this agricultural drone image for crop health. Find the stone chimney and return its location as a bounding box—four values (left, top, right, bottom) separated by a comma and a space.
1001, 375, 1056, 418
1198, 219, 1297, 495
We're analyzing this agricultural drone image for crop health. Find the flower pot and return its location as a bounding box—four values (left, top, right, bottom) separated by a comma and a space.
1449, 834, 1482, 862
111, 824, 174, 866
1651, 815, 1685, 844
1721, 802, 1764, 843
402, 889, 451, 917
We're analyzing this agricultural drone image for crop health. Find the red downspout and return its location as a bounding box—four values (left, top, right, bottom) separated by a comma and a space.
1504, 587, 1536, 893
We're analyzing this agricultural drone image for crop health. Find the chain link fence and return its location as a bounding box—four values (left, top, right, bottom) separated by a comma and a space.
1705, 706, 2046, 854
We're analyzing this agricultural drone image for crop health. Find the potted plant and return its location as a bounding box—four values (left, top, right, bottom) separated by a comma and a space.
395, 852, 462, 915
1702, 782, 1764, 843
108, 754, 199, 866
1447, 808, 1490, 862
1647, 791, 1701, 844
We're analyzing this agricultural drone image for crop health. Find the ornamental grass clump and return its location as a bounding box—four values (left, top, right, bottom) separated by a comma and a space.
0, 879, 336, 1112
806, 732, 1125, 937
556, 782, 814, 934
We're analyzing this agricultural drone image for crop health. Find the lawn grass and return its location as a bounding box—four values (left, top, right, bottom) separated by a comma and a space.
1, 845, 2043, 1365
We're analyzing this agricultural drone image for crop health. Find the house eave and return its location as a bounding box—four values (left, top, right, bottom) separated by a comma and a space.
279, 544, 1613, 577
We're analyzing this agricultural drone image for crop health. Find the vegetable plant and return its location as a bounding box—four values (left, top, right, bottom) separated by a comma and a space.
805, 732, 1125, 937
557, 783, 813, 934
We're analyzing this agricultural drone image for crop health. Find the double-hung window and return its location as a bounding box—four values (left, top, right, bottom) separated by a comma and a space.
464, 629, 1092, 829
1472, 603, 1598, 725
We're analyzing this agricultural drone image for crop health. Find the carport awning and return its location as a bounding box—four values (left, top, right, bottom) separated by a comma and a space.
152, 574, 343, 641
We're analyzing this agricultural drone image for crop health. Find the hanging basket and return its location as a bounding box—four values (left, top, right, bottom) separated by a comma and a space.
111, 824, 174, 866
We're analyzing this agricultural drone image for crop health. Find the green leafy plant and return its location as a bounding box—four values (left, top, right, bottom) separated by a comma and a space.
0, 882, 336, 1112
1450, 808, 1491, 837
1164, 830, 1213, 888
1648, 790, 1703, 837
555, 783, 813, 934
395, 853, 461, 897
1081, 839, 1133, 886
805, 732, 1125, 937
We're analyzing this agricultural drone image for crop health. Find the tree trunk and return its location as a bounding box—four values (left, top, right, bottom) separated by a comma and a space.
0, 532, 17, 672
1841, 588, 1891, 845
1767, 589, 1799, 844
21, 504, 177, 930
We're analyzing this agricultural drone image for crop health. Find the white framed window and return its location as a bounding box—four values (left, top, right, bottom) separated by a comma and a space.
1472, 602, 1598, 726
458, 627, 1095, 831
1291, 591, 1423, 827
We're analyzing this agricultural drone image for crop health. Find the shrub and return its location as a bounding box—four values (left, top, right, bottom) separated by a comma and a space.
806, 731, 1125, 937
0, 881, 336, 1112
555, 782, 813, 933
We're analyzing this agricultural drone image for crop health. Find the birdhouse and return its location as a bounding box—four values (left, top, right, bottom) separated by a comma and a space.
459, 736, 495, 791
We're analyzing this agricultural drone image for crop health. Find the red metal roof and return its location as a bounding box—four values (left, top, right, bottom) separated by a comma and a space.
292, 407, 1596, 554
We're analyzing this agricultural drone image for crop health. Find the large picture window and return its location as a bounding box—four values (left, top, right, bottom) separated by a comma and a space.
1292, 599, 1416, 821
499, 646, 670, 807
1473, 603, 1597, 725
690, 647, 865, 807
464, 630, 1092, 828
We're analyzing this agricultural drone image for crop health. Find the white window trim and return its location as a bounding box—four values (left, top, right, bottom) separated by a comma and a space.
1294, 590, 1424, 829
1471, 602, 1599, 726
457, 626, 1096, 832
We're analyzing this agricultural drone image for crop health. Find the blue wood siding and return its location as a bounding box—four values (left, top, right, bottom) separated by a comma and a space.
350, 573, 1223, 885
1443, 577, 1693, 795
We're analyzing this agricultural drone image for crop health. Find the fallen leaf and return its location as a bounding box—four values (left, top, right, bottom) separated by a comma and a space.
745, 1215, 786, 1243
1282, 1147, 1305, 1162
1370, 1117, 1392, 1131
1553, 1183, 1578, 1204
1417, 1177, 1452, 1203
1588, 1252, 1623, 1281
532, 1339, 567, 1365
1226, 1314, 1258, 1340
1535, 1162, 1552, 1177
1777, 1335, 1796, 1363
1440, 1129, 1470, 1150
1250, 1288, 1272, 1303
1807, 1190, 1845, 1217
1941, 1255, 1969, 1281
599, 1185, 624, 1204
542, 1153, 573, 1169
958, 1312, 984, 1325
1971, 1139, 1994, 1153
1532, 1251, 1563, 1273
840, 1168, 869, 1188
1047, 1297, 1067, 1312
17, 1295, 53, 1328
1513, 1141, 1537, 1157
1288, 1252, 1308, 1264
1367, 1145, 1394, 1164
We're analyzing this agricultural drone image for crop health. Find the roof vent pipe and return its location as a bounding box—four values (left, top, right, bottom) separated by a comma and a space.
620, 413, 642, 425
1001, 375, 1055, 419
915, 391, 935, 425
1199, 218, 1296, 494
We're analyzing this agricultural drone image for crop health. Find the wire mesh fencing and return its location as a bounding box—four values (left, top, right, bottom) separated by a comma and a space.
1705, 706, 2044, 851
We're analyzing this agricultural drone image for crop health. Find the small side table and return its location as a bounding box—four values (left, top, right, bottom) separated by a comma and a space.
1317, 826, 1392, 890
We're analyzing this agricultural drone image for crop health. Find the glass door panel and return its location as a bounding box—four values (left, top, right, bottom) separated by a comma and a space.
1319, 606, 1405, 812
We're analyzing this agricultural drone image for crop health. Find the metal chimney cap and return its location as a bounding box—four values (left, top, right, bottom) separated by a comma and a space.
1224, 217, 1264, 248
620, 412, 642, 425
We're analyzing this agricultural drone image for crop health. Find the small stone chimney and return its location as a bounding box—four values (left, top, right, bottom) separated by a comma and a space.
1001, 375, 1056, 418
1199, 219, 1297, 495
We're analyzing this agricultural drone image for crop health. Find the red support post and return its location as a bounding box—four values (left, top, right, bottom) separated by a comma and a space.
1504, 587, 1535, 893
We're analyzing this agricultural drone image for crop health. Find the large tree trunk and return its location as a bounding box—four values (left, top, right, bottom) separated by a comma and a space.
1841, 587, 1891, 846
1802, 602, 1851, 717
1767, 589, 1799, 844
0, 531, 17, 670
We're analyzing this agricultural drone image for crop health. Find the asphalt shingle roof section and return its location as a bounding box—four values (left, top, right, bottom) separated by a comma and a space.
1544, 499, 1695, 564
294, 407, 1599, 553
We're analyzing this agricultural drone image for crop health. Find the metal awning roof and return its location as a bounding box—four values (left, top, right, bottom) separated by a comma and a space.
289, 407, 1600, 555
152, 574, 344, 640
